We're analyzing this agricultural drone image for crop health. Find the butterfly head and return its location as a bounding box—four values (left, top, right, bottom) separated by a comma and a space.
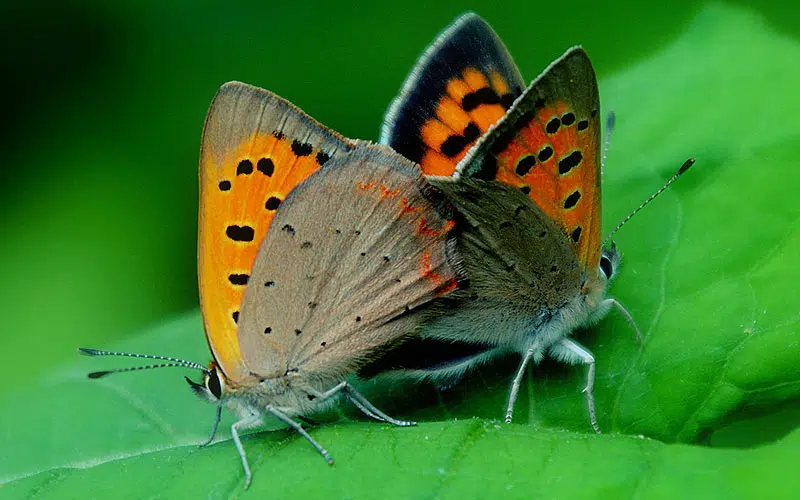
183, 360, 266, 407
599, 241, 620, 283
185, 361, 226, 403
581, 242, 621, 312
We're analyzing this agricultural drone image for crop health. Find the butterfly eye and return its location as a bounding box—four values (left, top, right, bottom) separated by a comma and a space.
600, 255, 614, 279
206, 368, 223, 400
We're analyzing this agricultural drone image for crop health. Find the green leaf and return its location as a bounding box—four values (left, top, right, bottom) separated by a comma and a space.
3, 4, 798, 498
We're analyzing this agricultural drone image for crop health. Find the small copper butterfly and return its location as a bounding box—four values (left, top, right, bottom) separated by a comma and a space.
81, 82, 463, 487
366, 13, 691, 430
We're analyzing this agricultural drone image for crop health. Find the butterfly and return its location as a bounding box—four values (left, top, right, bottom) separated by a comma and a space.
365, 12, 639, 430
82, 82, 463, 488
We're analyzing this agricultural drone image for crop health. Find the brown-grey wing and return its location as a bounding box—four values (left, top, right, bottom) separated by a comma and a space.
237, 144, 462, 382
427, 176, 582, 310
198, 81, 354, 384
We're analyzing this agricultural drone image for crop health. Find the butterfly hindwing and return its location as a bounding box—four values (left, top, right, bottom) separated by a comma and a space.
238, 144, 462, 382
428, 177, 582, 309
198, 82, 354, 382
380, 12, 525, 176
457, 47, 602, 270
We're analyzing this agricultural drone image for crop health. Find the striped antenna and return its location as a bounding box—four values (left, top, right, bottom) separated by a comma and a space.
602, 158, 695, 248
78, 347, 209, 378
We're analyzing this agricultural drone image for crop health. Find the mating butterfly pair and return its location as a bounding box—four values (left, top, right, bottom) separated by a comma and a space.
83, 13, 640, 488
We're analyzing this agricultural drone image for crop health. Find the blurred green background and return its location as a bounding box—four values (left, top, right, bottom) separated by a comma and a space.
1, 0, 796, 385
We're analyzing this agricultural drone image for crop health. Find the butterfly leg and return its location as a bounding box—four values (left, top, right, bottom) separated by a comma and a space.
230, 414, 262, 489
267, 406, 334, 466
505, 341, 540, 423
549, 338, 600, 433
198, 404, 222, 447
603, 298, 642, 344
316, 382, 417, 427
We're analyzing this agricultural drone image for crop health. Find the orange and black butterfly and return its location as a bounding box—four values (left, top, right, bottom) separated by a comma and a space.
83, 83, 463, 488
371, 13, 639, 431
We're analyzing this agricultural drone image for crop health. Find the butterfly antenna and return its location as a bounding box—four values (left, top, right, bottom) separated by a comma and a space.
601, 112, 616, 177
602, 158, 695, 247
78, 347, 209, 378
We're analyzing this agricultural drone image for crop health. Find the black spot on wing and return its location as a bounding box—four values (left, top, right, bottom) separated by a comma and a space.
237, 159, 253, 175
265, 197, 281, 211
441, 134, 469, 157
564, 190, 581, 209
462, 87, 501, 111
537, 146, 554, 162
226, 225, 254, 242
291, 140, 313, 156
515, 155, 536, 176
571, 226, 582, 243
257, 158, 274, 176
316, 151, 331, 165
441, 122, 482, 158
545, 117, 561, 134
558, 151, 583, 175
228, 274, 249, 285
462, 122, 481, 142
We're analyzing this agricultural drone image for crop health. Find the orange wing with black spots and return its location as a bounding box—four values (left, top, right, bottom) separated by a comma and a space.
380, 12, 525, 176
458, 47, 602, 270
198, 82, 354, 383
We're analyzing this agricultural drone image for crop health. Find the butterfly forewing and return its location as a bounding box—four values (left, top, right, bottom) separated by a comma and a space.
381, 12, 525, 176
238, 144, 462, 382
198, 82, 354, 382
458, 47, 602, 271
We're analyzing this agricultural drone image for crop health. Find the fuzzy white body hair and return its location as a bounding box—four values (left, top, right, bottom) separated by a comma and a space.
422, 288, 611, 354
220, 374, 338, 421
